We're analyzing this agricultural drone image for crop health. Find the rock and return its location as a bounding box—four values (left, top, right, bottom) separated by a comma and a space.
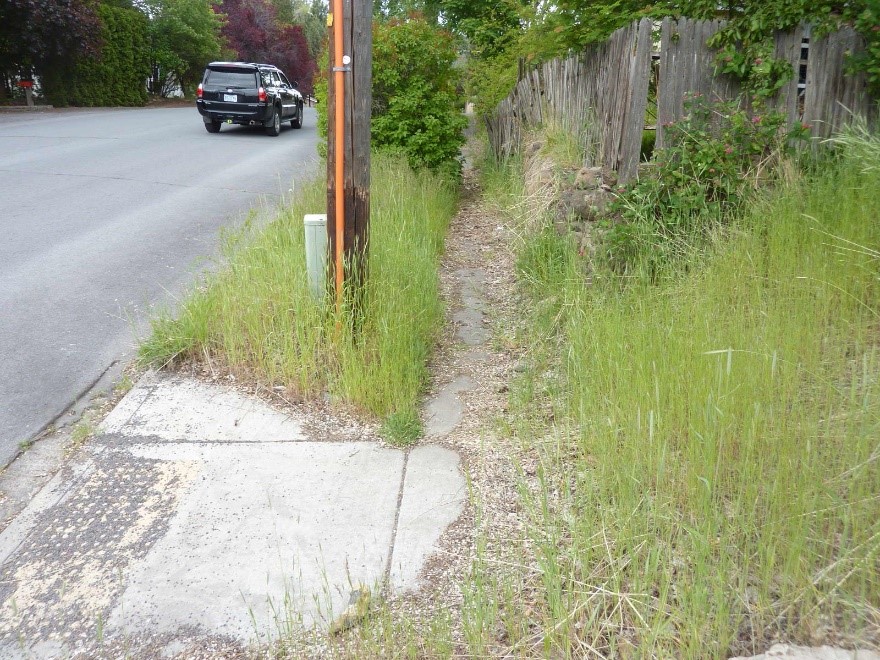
574, 166, 602, 190
601, 167, 619, 188
557, 188, 586, 217
557, 188, 613, 223
525, 140, 543, 157
328, 585, 373, 635
576, 231, 596, 263
729, 644, 880, 660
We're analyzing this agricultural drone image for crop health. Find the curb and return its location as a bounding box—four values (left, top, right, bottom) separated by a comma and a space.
0, 105, 54, 113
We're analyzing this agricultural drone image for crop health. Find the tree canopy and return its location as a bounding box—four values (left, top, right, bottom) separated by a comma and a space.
2, 0, 875, 106
1, 0, 320, 102
218, 0, 316, 93
141, 0, 224, 96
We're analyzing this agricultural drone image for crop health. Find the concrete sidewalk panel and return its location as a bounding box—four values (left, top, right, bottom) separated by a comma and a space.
0, 448, 193, 653
389, 445, 466, 591
99, 377, 156, 432
424, 376, 475, 438
0, 459, 96, 567
101, 374, 304, 442
0, 367, 468, 654
107, 442, 403, 642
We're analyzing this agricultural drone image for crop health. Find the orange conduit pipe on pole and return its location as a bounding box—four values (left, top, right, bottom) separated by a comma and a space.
332, 0, 345, 319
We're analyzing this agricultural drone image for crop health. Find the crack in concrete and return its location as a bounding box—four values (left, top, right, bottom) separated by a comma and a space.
383, 448, 410, 595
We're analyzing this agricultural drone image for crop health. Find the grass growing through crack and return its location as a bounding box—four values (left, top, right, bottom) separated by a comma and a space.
139, 154, 456, 444
472, 129, 880, 656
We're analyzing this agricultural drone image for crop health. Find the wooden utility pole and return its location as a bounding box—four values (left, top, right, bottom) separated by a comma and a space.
327, 0, 371, 314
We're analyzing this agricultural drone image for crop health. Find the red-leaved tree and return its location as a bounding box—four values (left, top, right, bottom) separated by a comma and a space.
218, 0, 315, 94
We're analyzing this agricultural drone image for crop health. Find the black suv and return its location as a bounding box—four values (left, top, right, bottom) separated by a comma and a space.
196, 62, 304, 136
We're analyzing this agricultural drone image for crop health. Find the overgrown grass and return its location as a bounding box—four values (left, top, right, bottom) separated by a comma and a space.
479, 129, 880, 656
140, 154, 457, 444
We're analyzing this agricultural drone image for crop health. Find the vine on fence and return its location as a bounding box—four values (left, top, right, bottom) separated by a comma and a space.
702, 0, 880, 101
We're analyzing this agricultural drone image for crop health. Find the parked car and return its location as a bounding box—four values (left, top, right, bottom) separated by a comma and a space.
196, 62, 304, 136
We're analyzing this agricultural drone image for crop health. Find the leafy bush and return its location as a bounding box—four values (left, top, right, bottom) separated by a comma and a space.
371, 16, 467, 173
44, 4, 149, 106
317, 16, 467, 173
467, 50, 519, 117
851, 2, 880, 97
0, 0, 101, 91
712, 40, 794, 101
604, 95, 807, 274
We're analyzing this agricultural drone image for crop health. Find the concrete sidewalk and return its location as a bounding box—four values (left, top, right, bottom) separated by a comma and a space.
0, 372, 466, 657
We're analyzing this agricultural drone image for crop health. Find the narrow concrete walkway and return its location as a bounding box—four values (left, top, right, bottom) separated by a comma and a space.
0, 372, 466, 657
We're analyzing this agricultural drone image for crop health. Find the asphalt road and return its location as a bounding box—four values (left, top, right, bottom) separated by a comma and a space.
0, 106, 321, 465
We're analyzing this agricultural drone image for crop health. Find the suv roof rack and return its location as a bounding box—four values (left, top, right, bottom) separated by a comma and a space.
206, 61, 279, 69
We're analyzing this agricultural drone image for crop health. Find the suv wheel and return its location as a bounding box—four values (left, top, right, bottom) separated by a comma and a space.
265, 106, 281, 136
291, 104, 302, 129
205, 120, 221, 133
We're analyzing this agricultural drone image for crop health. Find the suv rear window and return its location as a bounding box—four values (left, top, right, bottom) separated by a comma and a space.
205, 70, 257, 88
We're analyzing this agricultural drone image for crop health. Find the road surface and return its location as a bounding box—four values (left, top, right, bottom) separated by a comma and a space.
0, 106, 321, 465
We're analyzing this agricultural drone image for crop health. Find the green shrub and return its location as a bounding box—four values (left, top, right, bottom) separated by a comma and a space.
604, 95, 807, 275
372, 17, 467, 172
316, 17, 467, 173
851, 2, 880, 97
44, 4, 149, 107
467, 49, 519, 118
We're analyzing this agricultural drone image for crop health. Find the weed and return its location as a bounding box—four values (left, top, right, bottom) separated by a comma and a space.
380, 409, 422, 447
606, 96, 807, 276
70, 421, 94, 447
540, 119, 585, 169
115, 374, 134, 397
495, 126, 880, 655
140, 154, 456, 425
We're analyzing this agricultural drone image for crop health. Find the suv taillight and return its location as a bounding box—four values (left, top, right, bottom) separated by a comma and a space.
258, 87, 267, 102
197, 83, 203, 99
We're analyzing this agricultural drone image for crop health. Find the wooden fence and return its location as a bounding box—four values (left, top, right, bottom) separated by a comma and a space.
486, 18, 878, 183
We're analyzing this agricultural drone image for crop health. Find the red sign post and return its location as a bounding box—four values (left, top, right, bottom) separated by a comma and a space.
17, 80, 34, 107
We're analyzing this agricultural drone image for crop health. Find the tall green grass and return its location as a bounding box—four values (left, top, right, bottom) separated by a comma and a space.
485, 131, 880, 656
140, 154, 457, 442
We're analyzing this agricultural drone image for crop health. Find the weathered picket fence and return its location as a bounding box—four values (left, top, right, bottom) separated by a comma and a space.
486, 17, 878, 183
